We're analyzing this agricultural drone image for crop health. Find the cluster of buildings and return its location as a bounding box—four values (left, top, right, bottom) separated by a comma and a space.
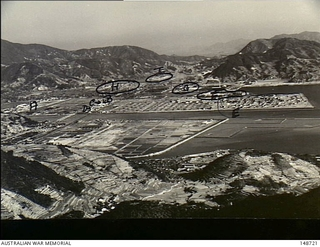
218, 93, 311, 109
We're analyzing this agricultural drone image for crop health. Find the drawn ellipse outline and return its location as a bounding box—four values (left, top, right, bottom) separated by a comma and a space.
172, 82, 200, 95
145, 72, 173, 83
197, 88, 249, 101
96, 80, 140, 95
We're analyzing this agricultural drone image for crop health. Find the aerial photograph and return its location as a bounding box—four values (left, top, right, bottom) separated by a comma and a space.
1, 0, 320, 235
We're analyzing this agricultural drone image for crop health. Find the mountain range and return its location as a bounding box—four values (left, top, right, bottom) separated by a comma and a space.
170, 31, 320, 57
1, 39, 203, 89
1, 31, 320, 99
271, 31, 320, 42
207, 32, 320, 82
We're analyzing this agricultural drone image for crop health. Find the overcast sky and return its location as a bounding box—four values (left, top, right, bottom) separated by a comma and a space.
1, 0, 319, 55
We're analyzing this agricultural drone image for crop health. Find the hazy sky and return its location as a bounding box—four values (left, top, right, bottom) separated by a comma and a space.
1, 0, 320, 55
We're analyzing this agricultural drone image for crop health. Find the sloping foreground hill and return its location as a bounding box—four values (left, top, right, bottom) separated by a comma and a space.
1, 143, 320, 219
209, 38, 320, 83
100, 150, 320, 219
97, 186, 320, 219
1, 150, 85, 209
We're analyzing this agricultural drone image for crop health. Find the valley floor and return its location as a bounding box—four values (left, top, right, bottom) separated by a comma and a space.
1, 84, 320, 219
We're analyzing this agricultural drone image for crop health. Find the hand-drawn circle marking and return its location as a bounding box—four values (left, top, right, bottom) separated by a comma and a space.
197, 88, 249, 101
145, 67, 173, 83
96, 80, 140, 95
172, 82, 200, 95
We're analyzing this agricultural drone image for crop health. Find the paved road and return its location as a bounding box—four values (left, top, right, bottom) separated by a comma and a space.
78, 107, 320, 121
23, 107, 320, 124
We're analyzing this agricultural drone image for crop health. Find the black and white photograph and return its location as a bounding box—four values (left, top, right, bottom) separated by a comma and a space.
1, 0, 320, 240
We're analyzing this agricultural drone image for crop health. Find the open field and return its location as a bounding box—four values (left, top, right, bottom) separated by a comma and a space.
2, 84, 319, 159
31, 119, 220, 158
156, 118, 320, 158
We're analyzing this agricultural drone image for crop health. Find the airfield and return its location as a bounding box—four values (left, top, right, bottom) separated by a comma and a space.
1, 83, 320, 220
2, 84, 320, 159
